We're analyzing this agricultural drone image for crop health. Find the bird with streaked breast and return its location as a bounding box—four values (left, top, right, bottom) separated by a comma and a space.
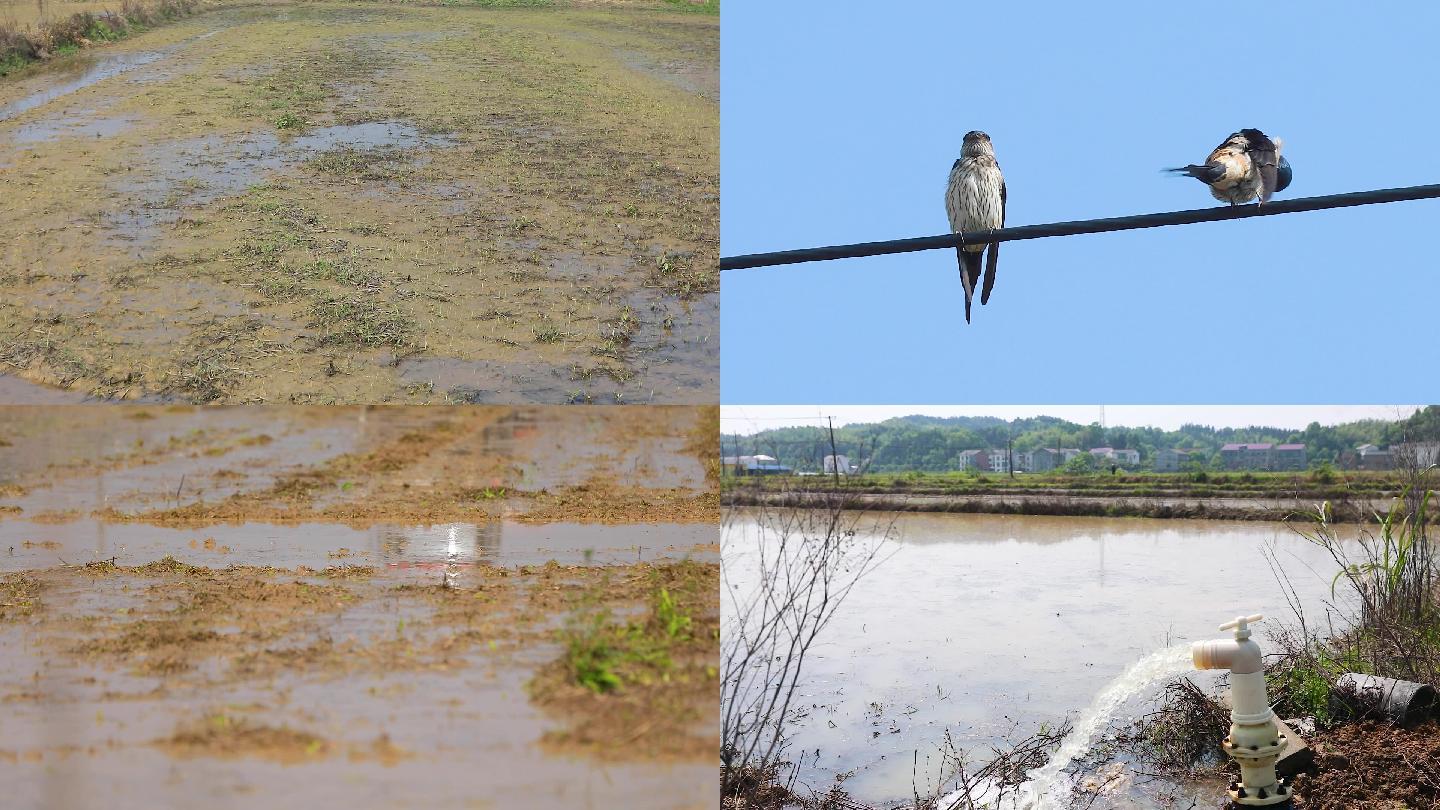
945, 130, 1006, 324
1166, 128, 1292, 205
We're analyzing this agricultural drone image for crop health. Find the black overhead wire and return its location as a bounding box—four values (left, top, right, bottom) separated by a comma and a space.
719, 183, 1440, 271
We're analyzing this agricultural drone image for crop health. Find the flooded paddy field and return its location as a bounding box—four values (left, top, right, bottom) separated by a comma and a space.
0, 1, 718, 404
1, 405, 720, 808
723, 510, 1363, 808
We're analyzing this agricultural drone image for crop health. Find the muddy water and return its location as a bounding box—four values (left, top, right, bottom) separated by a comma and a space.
0, 544, 715, 810
2, 684, 711, 810
471, 407, 707, 492
0, 405, 388, 515
0, 373, 94, 403
722, 511, 1361, 805
0, 405, 708, 508
0, 517, 716, 572
1, 405, 717, 808
1, 519, 715, 808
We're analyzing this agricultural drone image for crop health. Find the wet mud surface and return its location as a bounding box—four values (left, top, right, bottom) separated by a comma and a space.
0, 405, 719, 808
1290, 720, 1440, 810
0, 2, 718, 404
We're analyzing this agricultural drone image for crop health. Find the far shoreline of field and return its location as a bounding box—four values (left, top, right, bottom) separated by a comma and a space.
722, 469, 1424, 524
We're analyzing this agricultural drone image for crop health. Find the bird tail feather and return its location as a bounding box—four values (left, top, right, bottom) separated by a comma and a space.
980, 243, 998, 306
957, 248, 981, 324
1164, 163, 1225, 184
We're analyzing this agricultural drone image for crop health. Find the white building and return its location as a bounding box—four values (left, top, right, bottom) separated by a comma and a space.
1089, 447, 1139, 466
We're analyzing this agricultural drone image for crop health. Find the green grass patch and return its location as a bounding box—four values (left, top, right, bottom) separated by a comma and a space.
274, 112, 306, 131
439, 0, 553, 7
660, 0, 719, 14
559, 583, 699, 693
0, 51, 33, 77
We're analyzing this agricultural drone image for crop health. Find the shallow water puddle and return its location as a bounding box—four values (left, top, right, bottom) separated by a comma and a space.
8, 109, 138, 143
0, 374, 94, 403
105, 121, 458, 246
470, 407, 707, 490
0, 49, 172, 123
2, 424, 362, 517
0, 406, 383, 509
618, 48, 718, 101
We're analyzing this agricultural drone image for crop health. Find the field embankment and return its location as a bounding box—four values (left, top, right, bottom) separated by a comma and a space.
724, 471, 1428, 523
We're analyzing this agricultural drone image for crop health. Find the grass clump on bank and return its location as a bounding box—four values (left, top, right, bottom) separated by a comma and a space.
0, 0, 198, 78
1269, 476, 1440, 718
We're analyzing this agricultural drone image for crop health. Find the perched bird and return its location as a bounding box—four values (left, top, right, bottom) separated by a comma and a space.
1166, 128, 1291, 205
945, 131, 1006, 323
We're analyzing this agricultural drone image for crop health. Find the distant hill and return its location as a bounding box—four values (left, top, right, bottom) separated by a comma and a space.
722, 407, 1440, 473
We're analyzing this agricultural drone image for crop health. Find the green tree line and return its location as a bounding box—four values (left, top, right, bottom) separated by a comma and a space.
721, 407, 1440, 473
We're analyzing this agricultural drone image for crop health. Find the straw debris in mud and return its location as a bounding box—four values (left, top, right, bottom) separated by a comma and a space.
0, 572, 44, 618
513, 479, 720, 525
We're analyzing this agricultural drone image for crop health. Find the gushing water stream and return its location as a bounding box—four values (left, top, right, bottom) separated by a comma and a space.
938, 645, 1194, 810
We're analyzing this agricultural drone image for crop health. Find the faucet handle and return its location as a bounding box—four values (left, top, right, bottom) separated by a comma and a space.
1219, 614, 1264, 639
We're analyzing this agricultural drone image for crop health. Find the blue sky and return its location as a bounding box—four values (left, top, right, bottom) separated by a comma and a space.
721, 2, 1440, 404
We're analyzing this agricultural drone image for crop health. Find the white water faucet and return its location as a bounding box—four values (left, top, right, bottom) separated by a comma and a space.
1192, 614, 1291, 806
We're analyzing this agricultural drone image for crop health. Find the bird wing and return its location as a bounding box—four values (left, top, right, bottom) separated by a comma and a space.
1251, 145, 1280, 202
981, 179, 1004, 305
945, 159, 963, 231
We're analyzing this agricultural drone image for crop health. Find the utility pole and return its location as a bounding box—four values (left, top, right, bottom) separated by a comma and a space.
827, 416, 841, 488
1007, 424, 1015, 479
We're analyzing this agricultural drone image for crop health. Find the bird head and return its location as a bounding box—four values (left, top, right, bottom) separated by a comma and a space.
1277, 155, 1293, 192
961, 130, 994, 158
